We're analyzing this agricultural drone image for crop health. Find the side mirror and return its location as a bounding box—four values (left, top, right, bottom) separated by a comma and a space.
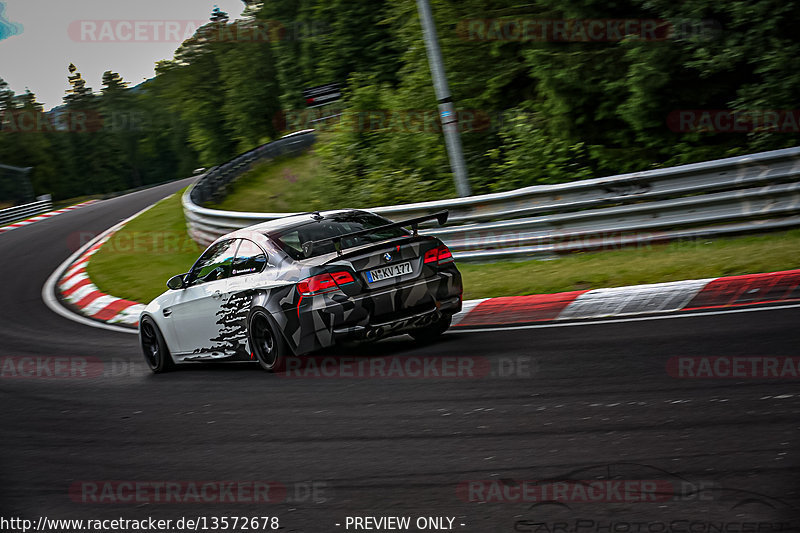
167, 274, 187, 290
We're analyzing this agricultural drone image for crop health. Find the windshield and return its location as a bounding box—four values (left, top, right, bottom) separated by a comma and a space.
269, 212, 409, 259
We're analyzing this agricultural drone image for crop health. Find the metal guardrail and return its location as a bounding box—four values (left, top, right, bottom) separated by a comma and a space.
0, 198, 52, 227
183, 134, 800, 260
0, 163, 35, 206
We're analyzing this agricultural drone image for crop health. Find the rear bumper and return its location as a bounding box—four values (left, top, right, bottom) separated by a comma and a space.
332, 294, 461, 341
288, 267, 462, 355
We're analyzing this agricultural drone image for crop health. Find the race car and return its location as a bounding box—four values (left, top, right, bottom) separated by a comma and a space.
139, 209, 462, 372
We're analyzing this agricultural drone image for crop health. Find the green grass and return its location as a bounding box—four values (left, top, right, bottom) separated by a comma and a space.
87, 188, 203, 303
458, 230, 800, 300
87, 183, 800, 304
209, 148, 330, 213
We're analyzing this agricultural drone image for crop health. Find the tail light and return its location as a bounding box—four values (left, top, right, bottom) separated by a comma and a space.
424, 245, 453, 265
297, 270, 354, 295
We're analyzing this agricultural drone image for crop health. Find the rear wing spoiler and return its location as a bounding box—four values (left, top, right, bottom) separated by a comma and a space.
301, 210, 449, 258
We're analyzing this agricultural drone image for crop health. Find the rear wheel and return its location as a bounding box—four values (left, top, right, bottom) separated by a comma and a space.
409, 314, 452, 343
248, 309, 287, 372
139, 316, 174, 373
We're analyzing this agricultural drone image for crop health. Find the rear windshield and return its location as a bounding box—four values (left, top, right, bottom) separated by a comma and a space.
269, 212, 409, 259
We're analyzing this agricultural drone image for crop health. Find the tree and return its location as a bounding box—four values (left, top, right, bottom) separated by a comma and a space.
152, 9, 241, 165
210, 6, 229, 23
219, 27, 283, 150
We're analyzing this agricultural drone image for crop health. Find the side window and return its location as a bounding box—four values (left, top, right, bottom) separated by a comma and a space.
232, 239, 267, 276
188, 240, 239, 285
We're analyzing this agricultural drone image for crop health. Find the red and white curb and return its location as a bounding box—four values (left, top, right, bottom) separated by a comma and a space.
0, 199, 99, 234
451, 270, 800, 328
57, 235, 144, 327
53, 218, 800, 335
43, 202, 161, 334
40, 190, 800, 333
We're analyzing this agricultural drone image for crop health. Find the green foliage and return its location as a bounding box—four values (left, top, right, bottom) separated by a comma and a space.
317, 75, 454, 207
1, 0, 799, 204
487, 111, 594, 190
218, 27, 282, 152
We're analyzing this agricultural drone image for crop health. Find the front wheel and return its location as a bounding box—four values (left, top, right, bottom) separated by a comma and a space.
248, 309, 287, 372
139, 316, 174, 373
409, 314, 452, 343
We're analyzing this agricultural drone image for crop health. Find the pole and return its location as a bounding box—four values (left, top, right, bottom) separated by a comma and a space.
415, 0, 471, 197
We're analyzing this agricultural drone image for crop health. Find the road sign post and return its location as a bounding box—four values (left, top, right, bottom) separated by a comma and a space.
416, 0, 471, 197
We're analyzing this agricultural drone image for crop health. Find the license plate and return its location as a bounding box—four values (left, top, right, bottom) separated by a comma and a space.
366, 261, 412, 283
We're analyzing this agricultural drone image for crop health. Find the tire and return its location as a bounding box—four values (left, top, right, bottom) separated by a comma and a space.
139, 316, 174, 373
248, 309, 287, 372
409, 314, 452, 343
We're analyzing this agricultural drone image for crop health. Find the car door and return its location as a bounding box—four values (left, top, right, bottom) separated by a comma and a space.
219, 239, 271, 357
168, 239, 240, 356
227, 238, 269, 296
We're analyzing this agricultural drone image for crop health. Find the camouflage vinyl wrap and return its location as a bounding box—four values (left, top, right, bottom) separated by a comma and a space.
145, 214, 462, 363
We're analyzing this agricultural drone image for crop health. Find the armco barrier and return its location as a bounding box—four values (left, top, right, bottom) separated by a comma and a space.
183, 134, 800, 260
0, 198, 53, 227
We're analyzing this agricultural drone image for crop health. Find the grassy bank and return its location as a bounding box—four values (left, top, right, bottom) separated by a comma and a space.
208, 148, 329, 213
87, 188, 203, 304
457, 231, 800, 299
87, 187, 800, 303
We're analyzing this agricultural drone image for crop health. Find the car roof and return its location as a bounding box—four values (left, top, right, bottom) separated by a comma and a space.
217, 209, 369, 243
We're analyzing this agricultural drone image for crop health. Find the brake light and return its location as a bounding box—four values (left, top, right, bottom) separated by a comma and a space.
424, 245, 453, 265
297, 271, 354, 295
331, 271, 355, 285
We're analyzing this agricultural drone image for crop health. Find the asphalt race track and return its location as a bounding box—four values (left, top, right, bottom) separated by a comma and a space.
1, 183, 798, 532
